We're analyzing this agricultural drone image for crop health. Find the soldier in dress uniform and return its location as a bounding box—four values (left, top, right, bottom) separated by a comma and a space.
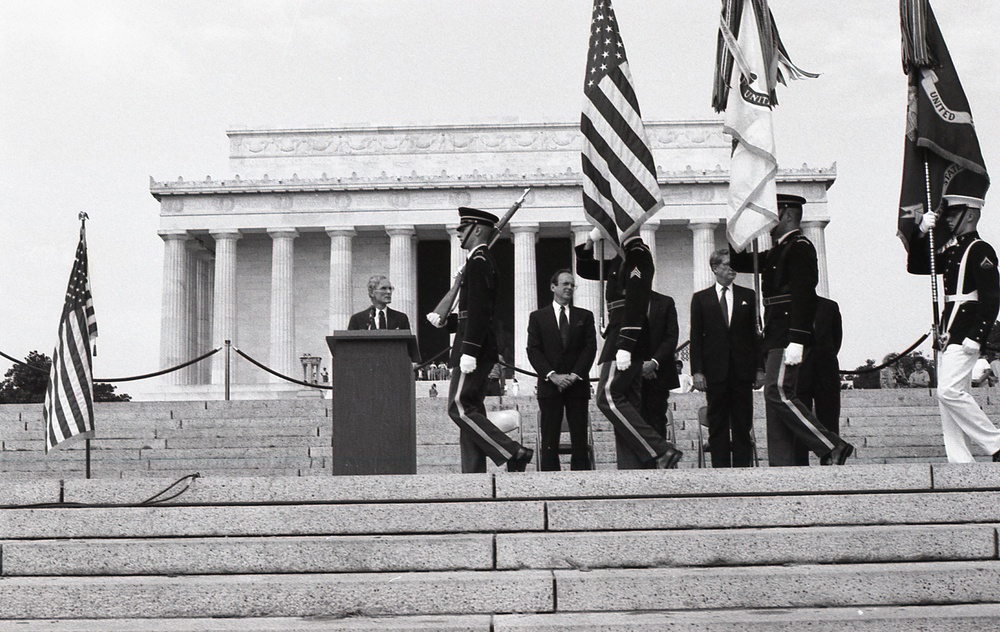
729, 194, 854, 466
915, 195, 1000, 463
576, 229, 682, 469
426, 207, 533, 473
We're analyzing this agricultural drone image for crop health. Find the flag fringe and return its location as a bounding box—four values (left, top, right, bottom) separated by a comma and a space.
900, 0, 935, 73
712, 0, 816, 113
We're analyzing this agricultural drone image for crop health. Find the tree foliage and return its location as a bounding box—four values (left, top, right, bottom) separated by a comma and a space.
0, 351, 130, 403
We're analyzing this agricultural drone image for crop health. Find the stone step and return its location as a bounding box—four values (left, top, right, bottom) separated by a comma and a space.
552, 561, 1000, 612
493, 604, 1000, 631
0, 501, 546, 539
0, 615, 491, 631
6, 523, 987, 577
2, 534, 495, 576
0, 571, 553, 620
544, 491, 1000, 531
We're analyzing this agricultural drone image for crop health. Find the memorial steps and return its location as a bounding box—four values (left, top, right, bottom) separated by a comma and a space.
2, 388, 999, 477
2, 466, 1000, 629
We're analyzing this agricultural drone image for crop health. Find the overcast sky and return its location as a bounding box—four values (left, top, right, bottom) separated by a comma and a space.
2, 0, 999, 383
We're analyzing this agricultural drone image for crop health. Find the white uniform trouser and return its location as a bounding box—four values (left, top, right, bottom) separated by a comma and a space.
937, 344, 1000, 463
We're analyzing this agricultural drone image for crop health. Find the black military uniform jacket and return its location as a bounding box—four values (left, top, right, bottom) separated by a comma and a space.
575, 239, 654, 364
729, 230, 818, 352
447, 244, 499, 367
940, 232, 1000, 346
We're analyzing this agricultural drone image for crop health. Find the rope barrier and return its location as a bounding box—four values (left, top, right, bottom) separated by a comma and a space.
233, 348, 333, 390
838, 333, 930, 376
0, 473, 201, 510
0, 348, 221, 381
95, 348, 221, 383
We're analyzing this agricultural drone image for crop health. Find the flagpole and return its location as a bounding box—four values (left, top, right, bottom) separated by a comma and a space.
923, 158, 942, 380
80, 211, 93, 480
598, 240, 606, 332
751, 239, 762, 337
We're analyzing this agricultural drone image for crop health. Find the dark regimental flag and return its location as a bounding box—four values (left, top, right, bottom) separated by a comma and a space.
898, 0, 989, 274
580, 0, 663, 256
43, 218, 98, 452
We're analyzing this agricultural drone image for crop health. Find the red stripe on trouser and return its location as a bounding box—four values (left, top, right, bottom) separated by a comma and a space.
447, 368, 516, 464
596, 361, 666, 461
766, 349, 836, 456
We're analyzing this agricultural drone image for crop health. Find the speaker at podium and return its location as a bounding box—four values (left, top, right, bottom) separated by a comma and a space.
326, 330, 418, 475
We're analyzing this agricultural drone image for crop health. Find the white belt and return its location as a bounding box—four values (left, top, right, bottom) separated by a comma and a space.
945, 291, 979, 303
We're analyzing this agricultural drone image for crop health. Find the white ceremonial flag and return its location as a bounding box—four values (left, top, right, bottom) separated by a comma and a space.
723, 0, 778, 252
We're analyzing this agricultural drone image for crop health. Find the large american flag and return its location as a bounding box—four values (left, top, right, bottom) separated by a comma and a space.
44, 219, 98, 452
581, 0, 663, 256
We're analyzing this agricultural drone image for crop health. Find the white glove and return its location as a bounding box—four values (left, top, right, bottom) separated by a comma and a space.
962, 338, 981, 356
615, 349, 631, 371
425, 312, 443, 328
783, 342, 804, 366
919, 211, 937, 234
460, 354, 477, 374
588, 227, 603, 243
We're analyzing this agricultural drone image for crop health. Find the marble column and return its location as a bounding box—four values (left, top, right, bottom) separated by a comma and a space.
210, 230, 241, 385
268, 228, 298, 382
689, 220, 719, 293
326, 228, 355, 334
640, 221, 661, 293
159, 231, 191, 386
387, 225, 416, 324
512, 224, 539, 374
572, 224, 603, 379
801, 220, 830, 297
194, 249, 214, 385
184, 241, 212, 385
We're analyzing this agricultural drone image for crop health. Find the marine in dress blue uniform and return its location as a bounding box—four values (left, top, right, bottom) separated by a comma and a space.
912, 195, 1000, 463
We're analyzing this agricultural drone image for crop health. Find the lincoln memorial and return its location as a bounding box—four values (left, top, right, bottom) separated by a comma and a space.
148, 120, 835, 399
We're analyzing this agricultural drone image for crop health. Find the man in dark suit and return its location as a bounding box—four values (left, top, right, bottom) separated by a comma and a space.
526, 269, 598, 470
689, 248, 764, 468
729, 194, 854, 466
347, 275, 412, 331
794, 296, 844, 465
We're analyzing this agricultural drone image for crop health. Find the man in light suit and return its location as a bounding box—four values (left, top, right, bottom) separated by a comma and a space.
526, 269, 598, 470
347, 275, 412, 331
689, 248, 764, 468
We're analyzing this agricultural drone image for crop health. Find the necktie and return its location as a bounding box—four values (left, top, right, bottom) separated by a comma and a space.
720, 287, 729, 328
559, 307, 570, 347
378, 310, 387, 330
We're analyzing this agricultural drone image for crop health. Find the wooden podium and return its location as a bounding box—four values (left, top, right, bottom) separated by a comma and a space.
326, 330, 417, 475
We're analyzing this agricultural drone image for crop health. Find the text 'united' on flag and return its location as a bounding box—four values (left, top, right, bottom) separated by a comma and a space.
43, 218, 98, 453
898, 0, 989, 274
580, 0, 663, 256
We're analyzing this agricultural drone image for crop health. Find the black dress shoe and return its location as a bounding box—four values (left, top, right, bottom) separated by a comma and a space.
507, 447, 533, 472
827, 442, 854, 466
820, 453, 833, 466
654, 447, 683, 469
993, 449, 1000, 463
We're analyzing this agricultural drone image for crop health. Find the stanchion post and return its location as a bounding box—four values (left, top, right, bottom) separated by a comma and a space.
224, 339, 231, 401
85, 439, 91, 479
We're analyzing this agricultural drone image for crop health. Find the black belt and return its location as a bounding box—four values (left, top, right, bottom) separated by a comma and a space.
762, 294, 791, 306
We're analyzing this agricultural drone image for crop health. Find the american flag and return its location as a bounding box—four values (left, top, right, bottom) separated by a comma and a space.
44, 218, 98, 452
581, 0, 663, 256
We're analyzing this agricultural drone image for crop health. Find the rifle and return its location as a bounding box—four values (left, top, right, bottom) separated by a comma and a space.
430, 188, 531, 321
